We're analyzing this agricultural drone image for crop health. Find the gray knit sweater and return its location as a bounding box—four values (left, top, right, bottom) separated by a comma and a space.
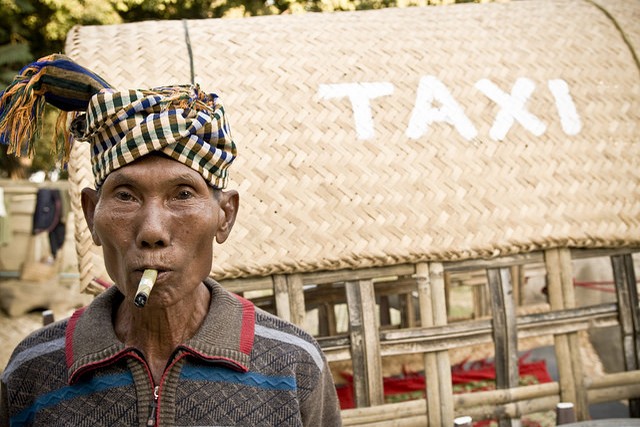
1, 279, 342, 426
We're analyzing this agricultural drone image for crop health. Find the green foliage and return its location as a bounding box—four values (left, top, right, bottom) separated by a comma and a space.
0, 0, 120, 178
0, 44, 31, 87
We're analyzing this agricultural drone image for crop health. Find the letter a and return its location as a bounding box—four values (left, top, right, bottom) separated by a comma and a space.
406, 76, 477, 141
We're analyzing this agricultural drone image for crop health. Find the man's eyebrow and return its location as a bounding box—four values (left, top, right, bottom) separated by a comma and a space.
105, 172, 204, 188
165, 174, 205, 187
103, 173, 135, 188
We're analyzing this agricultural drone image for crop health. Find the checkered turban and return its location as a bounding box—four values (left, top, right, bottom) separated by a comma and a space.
0, 54, 236, 189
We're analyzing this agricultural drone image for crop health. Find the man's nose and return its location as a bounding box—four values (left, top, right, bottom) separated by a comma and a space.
136, 200, 170, 249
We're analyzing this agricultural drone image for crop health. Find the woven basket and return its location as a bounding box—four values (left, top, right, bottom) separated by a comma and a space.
64, 0, 640, 293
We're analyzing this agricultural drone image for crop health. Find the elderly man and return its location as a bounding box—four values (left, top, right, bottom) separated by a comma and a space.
0, 54, 341, 426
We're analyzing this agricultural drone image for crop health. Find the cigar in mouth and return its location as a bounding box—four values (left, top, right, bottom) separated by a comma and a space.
134, 269, 158, 308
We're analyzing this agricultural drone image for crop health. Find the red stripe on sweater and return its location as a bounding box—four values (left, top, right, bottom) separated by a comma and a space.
234, 294, 255, 355
65, 307, 87, 369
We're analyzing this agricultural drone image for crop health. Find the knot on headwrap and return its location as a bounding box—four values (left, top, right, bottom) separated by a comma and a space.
0, 54, 236, 189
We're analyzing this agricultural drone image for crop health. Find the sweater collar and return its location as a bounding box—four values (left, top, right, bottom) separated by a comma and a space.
65, 278, 255, 384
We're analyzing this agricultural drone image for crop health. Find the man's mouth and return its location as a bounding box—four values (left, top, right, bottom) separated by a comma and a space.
134, 267, 170, 283
136, 266, 168, 274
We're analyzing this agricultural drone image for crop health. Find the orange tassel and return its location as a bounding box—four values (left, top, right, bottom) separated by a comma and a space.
0, 54, 58, 157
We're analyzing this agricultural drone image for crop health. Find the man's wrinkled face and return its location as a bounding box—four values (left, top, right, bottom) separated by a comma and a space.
81, 154, 237, 307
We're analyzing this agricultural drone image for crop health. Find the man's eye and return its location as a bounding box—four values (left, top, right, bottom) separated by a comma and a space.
176, 190, 194, 200
115, 191, 134, 201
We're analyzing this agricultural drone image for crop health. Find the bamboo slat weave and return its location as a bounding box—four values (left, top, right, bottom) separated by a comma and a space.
64, 0, 640, 289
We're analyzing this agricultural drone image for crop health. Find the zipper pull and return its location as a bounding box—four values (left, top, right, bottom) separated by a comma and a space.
146, 385, 159, 427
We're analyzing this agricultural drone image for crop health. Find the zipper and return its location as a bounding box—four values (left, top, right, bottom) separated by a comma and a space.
146, 385, 159, 426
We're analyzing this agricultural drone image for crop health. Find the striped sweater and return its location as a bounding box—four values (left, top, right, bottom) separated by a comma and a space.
0, 279, 342, 426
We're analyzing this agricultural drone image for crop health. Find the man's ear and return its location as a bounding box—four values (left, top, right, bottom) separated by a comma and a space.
215, 189, 239, 244
81, 187, 102, 246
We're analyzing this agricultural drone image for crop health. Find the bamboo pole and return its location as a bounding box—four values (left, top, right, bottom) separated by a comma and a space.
273, 274, 290, 322
487, 266, 519, 427
287, 273, 306, 327
430, 262, 454, 426
347, 416, 427, 427
340, 372, 640, 425
341, 388, 566, 426
367, 417, 427, 427
459, 395, 560, 421
559, 248, 588, 420
345, 280, 384, 407
585, 370, 640, 389
416, 262, 438, 427
454, 382, 559, 408
511, 265, 521, 307
220, 248, 640, 293
340, 393, 426, 425
322, 303, 619, 363
588, 384, 640, 404
611, 253, 640, 416
545, 248, 589, 419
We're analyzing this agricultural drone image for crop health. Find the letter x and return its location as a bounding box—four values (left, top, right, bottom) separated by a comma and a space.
475, 78, 546, 141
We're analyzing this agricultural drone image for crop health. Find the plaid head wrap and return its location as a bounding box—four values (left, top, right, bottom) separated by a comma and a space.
0, 54, 236, 189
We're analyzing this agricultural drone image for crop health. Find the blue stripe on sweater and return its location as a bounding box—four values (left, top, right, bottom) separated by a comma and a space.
11, 372, 134, 425
180, 365, 296, 391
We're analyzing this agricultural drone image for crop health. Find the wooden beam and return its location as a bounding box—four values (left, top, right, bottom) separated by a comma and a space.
340, 370, 640, 426
321, 303, 619, 362
341, 389, 562, 426
273, 275, 290, 322
287, 274, 306, 327
317, 302, 337, 336
345, 280, 384, 407
416, 262, 453, 426
430, 262, 454, 427
612, 253, 640, 417
218, 248, 640, 294
378, 295, 391, 326
487, 266, 519, 427
545, 248, 588, 420
416, 262, 438, 426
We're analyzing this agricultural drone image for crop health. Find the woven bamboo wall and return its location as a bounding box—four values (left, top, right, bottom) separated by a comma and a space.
64, 0, 640, 288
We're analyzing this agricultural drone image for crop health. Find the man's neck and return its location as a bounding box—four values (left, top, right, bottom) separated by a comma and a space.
114, 282, 211, 383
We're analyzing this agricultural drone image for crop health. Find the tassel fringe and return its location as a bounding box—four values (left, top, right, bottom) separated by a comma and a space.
0, 55, 57, 157
0, 53, 112, 161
